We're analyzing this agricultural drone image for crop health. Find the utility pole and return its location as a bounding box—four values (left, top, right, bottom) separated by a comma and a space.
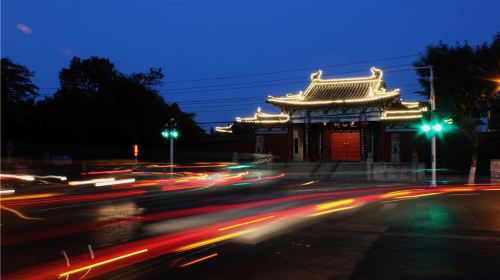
387, 65, 439, 187
430, 66, 437, 187
170, 125, 174, 175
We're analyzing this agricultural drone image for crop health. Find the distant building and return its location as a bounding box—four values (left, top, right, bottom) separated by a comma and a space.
214, 68, 428, 162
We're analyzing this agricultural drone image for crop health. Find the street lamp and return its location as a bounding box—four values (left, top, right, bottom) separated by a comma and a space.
428, 66, 438, 187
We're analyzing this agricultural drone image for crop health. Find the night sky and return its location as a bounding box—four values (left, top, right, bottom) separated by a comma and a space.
2, 0, 499, 131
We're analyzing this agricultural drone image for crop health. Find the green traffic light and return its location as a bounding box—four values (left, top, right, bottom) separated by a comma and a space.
421, 124, 431, 132
432, 123, 443, 132
162, 128, 180, 139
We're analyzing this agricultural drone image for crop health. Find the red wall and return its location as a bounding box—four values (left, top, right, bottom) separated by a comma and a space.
261, 133, 291, 162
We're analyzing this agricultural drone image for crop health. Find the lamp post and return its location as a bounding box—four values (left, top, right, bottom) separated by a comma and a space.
429, 66, 437, 187
388, 65, 449, 187
414, 66, 437, 186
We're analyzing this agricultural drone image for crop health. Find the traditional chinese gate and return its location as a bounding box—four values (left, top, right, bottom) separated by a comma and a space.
330, 131, 361, 161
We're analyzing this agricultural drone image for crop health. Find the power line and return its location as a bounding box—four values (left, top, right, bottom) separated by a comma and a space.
184, 89, 424, 112
172, 95, 265, 104
196, 121, 238, 125
164, 76, 305, 91
163, 67, 415, 92
159, 64, 415, 96
164, 54, 420, 84
36, 54, 420, 91
171, 83, 421, 106
182, 101, 264, 109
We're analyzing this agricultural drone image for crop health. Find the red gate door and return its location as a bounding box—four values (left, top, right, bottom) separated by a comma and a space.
330, 131, 360, 161
331, 132, 346, 160
345, 131, 360, 161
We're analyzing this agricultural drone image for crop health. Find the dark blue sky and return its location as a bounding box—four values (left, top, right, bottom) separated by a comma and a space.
3, 0, 499, 131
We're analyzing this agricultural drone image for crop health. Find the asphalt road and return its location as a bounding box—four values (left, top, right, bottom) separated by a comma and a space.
1, 170, 499, 280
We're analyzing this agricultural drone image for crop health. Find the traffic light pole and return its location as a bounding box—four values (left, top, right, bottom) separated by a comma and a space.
170, 135, 174, 177
385, 65, 438, 186
161, 118, 179, 178
430, 67, 437, 187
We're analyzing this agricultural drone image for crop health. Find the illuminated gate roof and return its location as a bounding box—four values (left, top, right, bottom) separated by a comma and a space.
381, 101, 428, 121
236, 107, 290, 124
267, 67, 400, 109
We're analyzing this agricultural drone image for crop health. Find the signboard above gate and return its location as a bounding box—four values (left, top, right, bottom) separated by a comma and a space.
329, 121, 360, 130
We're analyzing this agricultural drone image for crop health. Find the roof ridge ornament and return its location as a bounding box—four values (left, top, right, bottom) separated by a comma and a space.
370, 67, 383, 91
310, 70, 322, 81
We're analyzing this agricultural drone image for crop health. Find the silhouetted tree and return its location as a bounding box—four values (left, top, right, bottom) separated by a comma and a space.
41, 56, 205, 149
414, 34, 500, 183
1, 58, 39, 143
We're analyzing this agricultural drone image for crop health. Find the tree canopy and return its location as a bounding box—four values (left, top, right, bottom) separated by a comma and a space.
1, 58, 39, 141
413, 34, 500, 143
2, 56, 205, 150
413, 34, 500, 181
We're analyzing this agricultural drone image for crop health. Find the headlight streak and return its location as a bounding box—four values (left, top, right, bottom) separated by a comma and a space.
1, 190, 146, 208
124, 171, 259, 192
300, 180, 319, 186
68, 178, 115, 186
0, 174, 35, 181
396, 192, 441, 199
174, 229, 255, 252
237, 173, 285, 183
0, 206, 42, 220
0, 193, 59, 202
0, 189, 16, 195
34, 175, 67, 181
178, 253, 218, 268
4, 184, 499, 280
0, 174, 67, 181
95, 178, 135, 187
379, 190, 412, 198
58, 249, 149, 278
316, 198, 355, 211
82, 170, 133, 175
439, 187, 474, 192
218, 216, 275, 231
3, 191, 357, 245
307, 205, 359, 217
2, 185, 450, 246
145, 164, 229, 169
